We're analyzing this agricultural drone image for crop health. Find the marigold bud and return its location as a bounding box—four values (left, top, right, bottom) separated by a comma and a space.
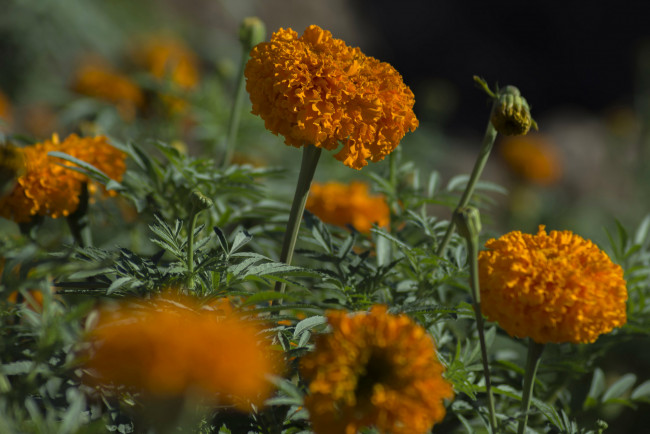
190, 190, 212, 212
490, 85, 535, 136
239, 17, 266, 51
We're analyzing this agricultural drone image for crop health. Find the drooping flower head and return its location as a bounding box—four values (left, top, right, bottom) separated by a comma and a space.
499, 134, 562, 185
301, 306, 453, 434
73, 57, 144, 121
306, 181, 389, 233
478, 226, 627, 344
245, 25, 418, 170
0, 134, 126, 223
83, 295, 280, 410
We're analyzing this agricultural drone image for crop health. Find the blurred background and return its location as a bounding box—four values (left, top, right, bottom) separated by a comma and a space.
2, 0, 650, 242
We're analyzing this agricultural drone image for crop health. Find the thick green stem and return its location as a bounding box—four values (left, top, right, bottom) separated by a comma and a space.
66, 182, 91, 247
274, 145, 322, 294
467, 237, 497, 432
436, 119, 497, 257
518, 340, 545, 434
221, 47, 249, 167
455, 206, 497, 432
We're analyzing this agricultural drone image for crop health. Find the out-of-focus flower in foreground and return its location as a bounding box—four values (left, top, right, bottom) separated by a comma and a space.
499, 134, 562, 185
245, 25, 418, 170
73, 57, 144, 121
301, 306, 453, 434
479, 225, 627, 344
83, 295, 280, 410
0, 134, 126, 223
306, 181, 389, 233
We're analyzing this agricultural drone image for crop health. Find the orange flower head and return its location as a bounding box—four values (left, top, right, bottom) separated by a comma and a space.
306, 181, 389, 233
73, 57, 144, 121
84, 295, 280, 410
137, 36, 200, 90
478, 226, 628, 344
301, 306, 453, 434
0, 134, 126, 223
499, 134, 562, 185
245, 25, 418, 170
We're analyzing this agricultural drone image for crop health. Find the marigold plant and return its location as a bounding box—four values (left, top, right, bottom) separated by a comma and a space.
83, 295, 280, 410
73, 58, 144, 121
499, 134, 562, 185
478, 225, 628, 344
244, 25, 418, 170
306, 181, 389, 233
0, 134, 126, 223
300, 305, 453, 434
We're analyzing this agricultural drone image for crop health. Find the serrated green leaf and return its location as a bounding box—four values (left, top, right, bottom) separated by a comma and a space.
634, 215, 650, 246
213, 226, 229, 253
107, 276, 133, 295
230, 230, 252, 254
294, 315, 327, 339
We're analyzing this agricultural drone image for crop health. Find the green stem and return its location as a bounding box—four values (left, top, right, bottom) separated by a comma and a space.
518, 340, 545, 434
221, 44, 249, 167
274, 145, 322, 295
66, 182, 91, 247
436, 119, 497, 257
186, 210, 199, 291
466, 235, 497, 432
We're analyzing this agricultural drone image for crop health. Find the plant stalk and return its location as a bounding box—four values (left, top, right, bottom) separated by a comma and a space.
518, 340, 545, 434
436, 118, 497, 256
221, 46, 249, 167
274, 145, 322, 294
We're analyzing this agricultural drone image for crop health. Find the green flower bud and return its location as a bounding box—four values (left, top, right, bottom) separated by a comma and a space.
239, 17, 266, 52
490, 85, 536, 136
190, 190, 212, 212
453, 206, 482, 241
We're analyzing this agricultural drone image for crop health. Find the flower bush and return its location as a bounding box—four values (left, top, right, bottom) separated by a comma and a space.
1, 8, 648, 434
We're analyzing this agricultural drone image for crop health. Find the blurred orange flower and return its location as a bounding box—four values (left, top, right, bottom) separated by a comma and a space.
135, 36, 200, 114
73, 57, 144, 121
306, 181, 389, 233
499, 134, 562, 185
301, 306, 453, 434
245, 25, 418, 170
0, 134, 126, 223
84, 295, 280, 410
479, 225, 627, 343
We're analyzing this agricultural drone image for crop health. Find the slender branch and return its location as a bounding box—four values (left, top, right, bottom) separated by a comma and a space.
518, 340, 545, 434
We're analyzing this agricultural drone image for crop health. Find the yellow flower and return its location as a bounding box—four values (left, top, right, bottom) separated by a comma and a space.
0, 134, 126, 223
73, 57, 144, 121
301, 306, 453, 434
245, 25, 418, 170
478, 226, 627, 344
84, 295, 280, 410
306, 181, 389, 233
499, 134, 562, 185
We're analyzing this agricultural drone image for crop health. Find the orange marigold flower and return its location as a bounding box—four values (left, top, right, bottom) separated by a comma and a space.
306, 181, 389, 233
300, 306, 453, 434
73, 58, 144, 121
84, 295, 280, 410
499, 134, 562, 185
478, 226, 628, 344
245, 25, 418, 170
0, 134, 126, 223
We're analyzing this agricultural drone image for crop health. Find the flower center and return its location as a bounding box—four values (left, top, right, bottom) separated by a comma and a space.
354, 350, 394, 401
